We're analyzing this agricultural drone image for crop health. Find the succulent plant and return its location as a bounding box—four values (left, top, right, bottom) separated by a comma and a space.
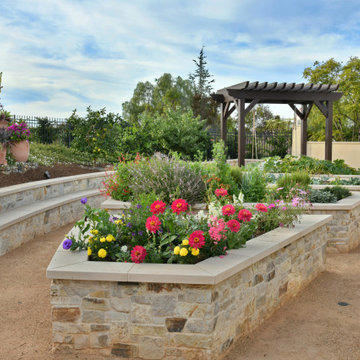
0, 127, 11, 144
0, 110, 12, 122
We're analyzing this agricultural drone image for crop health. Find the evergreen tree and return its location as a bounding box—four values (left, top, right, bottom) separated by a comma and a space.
189, 47, 218, 127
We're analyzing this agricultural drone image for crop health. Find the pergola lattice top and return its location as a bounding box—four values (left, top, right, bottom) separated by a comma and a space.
211, 81, 343, 166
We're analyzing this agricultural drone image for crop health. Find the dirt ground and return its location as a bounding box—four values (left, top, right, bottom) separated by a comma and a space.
0, 164, 104, 188
0, 225, 359, 360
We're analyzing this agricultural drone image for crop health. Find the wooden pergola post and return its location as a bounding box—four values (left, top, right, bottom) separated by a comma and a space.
325, 101, 333, 161
220, 102, 227, 145
237, 99, 246, 167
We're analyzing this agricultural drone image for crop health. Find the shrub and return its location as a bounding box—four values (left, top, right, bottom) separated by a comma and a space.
127, 155, 206, 204
323, 186, 351, 201
239, 167, 267, 202
276, 171, 311, 197
309, 189, 337, 203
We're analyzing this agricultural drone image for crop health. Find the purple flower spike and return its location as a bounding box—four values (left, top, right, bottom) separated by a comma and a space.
136, 204, 142, 209
81, 197, 88, 204
62, 238, 72, 250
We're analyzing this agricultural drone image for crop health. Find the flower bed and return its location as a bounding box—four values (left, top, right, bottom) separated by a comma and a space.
47, 214, 331, 359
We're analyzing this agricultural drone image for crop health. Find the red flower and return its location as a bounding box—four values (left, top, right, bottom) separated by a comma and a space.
131, 245, 147, 263
188, 230, 205, 249
145, 215, 161, 233
215, 188, 228, 197
227, 219, 241, 232
171, 199, 188, 215
150, 200, 167, 214
222, 204, 235, 216
255, 203, 268, 213
238, 209, 252, 222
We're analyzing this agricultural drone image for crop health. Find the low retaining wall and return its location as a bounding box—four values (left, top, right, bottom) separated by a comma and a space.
0, 171, 111, 214
47, 215, 331, 359
308, 191, 360, 253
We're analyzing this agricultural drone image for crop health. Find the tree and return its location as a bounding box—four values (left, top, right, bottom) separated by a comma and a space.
303, 57, 360, 141
189, 47, 218, 127
122, 74, 193, 125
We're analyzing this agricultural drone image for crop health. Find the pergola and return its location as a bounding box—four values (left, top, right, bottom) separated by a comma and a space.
211, 81, 343, 166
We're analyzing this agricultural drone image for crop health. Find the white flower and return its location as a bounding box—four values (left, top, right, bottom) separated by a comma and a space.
121, 245, 128, 252
208, 202, 222, 218
195, 210, 207, 221
233, 191, 244, 206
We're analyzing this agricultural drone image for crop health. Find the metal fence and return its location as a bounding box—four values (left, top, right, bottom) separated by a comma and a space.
13, 115, 72, 147
208, 129, 292, 159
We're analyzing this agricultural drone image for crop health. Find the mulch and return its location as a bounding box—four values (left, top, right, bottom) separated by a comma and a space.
0, 164, 106, 188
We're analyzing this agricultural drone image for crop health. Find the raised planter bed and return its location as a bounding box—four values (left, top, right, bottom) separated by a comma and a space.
307, 191, 360, 253
47, 214, 331, 359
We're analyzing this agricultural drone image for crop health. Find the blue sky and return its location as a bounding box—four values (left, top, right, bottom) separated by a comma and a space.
0, 0, 359, 119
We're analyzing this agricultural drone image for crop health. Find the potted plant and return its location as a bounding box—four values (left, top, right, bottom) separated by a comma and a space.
0, 127, 10, 165
0, 110, 12, 128
8, 122, 31, 162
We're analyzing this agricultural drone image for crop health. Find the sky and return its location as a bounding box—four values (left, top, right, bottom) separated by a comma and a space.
0, 0, 359, 119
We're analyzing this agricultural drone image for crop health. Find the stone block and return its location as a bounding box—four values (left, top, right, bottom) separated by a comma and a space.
138, 336, 165, 359
152, 295, 177, 316
111, 343, 136, 358
165, 318, 187, 333
52, 307, 80, 322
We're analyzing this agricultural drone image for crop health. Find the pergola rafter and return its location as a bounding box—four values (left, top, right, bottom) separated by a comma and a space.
211, 81, 343, 166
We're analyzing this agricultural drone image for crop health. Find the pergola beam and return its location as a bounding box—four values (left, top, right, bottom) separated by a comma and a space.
211, 81, 342, 165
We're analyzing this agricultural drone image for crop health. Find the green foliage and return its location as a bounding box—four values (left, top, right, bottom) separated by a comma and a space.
239, 167, 267, 202
122, 73, 194, 125
276, 171, 311, 197
323, 186, 351, 201
28, 143, 93, 166
230, 166, 243, 186
303, 57, 360, 141
189, 47, 218, 127
309, 189, 337, 203
205, 141, 239, 200
68, 107, 123, 163
127, 155, 206, 204
33, 117, 58, 144
263, 155, 359, 175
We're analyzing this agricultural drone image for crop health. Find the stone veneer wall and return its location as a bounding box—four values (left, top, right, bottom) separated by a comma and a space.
309, 205, 360, 253
50, 223, 328, 359
0, 172, 109, 214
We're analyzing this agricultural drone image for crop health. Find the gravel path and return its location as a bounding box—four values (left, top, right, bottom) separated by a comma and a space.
0, 224, 359, 360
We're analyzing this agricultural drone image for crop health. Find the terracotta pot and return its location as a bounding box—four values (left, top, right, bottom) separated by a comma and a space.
0, 143, 7, 165
10, 140, 30, 162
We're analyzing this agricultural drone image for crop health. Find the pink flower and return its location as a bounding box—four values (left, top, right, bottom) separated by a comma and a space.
145, 215, 161, 233
188, 230, 205, 249
131, 246, 147, 263
292, 197, 300, 207
268, 203, 276, 210
255, 203, 268, 212
222, 204, 235, 216
238, 209, 252, 222
150, 200, 166, 214
208, 216, 227, 241
171, 199, 188, 215
226, 219, 241, 232
215, 188, 228, 197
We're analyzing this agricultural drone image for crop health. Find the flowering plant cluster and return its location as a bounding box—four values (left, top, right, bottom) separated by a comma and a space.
64, 188, 306, 264
7, 122, 31, 143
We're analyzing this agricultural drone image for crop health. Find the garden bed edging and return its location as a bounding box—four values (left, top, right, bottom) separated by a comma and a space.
47, 214, 331, 359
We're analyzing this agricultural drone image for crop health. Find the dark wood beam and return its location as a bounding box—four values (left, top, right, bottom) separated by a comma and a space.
227, 89, 342, 103
314, 100, 328, 117
325, 101, 333, 161
244, 99, 259, 116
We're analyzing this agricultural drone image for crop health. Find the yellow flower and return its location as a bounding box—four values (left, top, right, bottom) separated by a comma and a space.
98, 248, 107, 258
100, 237, 106, 243
182, 239, 189, 246
90, 229, 99, 235
174, 246, 180, 255
98, 148, 100, 152
180, 248, 188, 257
115, 219, 122, 225
87, 247, 92, 256
191, 248, 200, 256
106, 234, 115, 242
